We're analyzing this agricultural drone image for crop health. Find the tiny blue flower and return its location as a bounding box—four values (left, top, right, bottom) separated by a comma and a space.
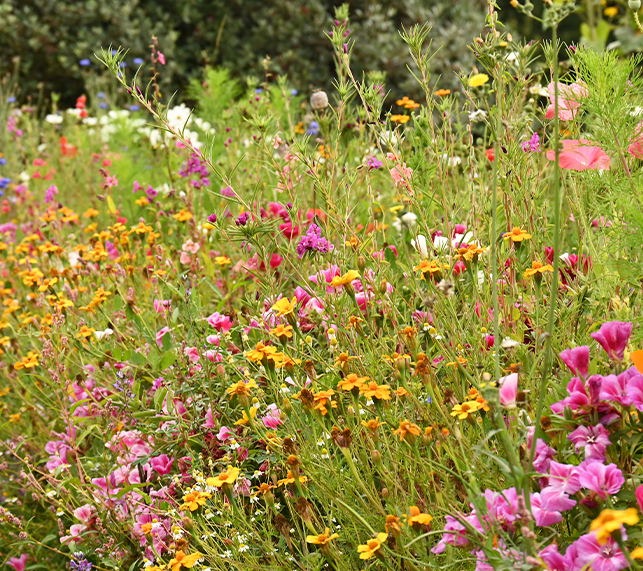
426, 396, 433, 404
79, 59, 91, 66
255, 88, 263, 94
119, 62, 127, 68
99, 102, 109, 109
0, 177, 11, 189
97, 92, 105, 99
0, 158, 6, 166
129, 105, 140, 112
133, 58, 144, 65
7, 97, 16, 103
306, 121, 320, 136
291, 89, 298, 96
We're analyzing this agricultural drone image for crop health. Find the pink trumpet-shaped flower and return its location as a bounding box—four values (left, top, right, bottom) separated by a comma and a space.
559, 346, 589, 378
591, 321, 633, 361
545, 81, 588, 121
546, 139, 610, 171
498, 373, 518, 407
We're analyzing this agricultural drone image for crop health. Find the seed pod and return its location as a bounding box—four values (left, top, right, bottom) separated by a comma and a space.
629, 0, 641, 10
310, 90, 329, 110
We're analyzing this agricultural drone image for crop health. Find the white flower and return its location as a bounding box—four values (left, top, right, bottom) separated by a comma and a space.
94, 328, 114, 341
46, 114, 63, 124
411, 234, 429, 257
631, 107, 643, 117
501, 337, 521, 349
83, 117, 98, 126
401, 212, 417, 227
166, 103, 193, 130
66, 108, 83, 118
433, 235, 449, 251
37, 144, 47, 153
19, 171, 30, 182
505, 51, 519, 63
468, 109, 487, 122
528, 84, 549, 97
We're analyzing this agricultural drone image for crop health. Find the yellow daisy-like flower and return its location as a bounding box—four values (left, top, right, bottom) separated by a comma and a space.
503, 226, 532, 243
330, 270, 360, 288
523, 260, 554, 279
206, 467, 240, 488
168, 550, 202, 571
271, 297, 297, 317
590, 508, 639, 544
357, 532, 388, 560
450, 400, 482, 420
306, 528, 339, 545
180, 490, 212, 512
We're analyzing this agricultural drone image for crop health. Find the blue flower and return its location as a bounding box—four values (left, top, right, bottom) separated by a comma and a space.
0, 177, 11, 189
79, 59, 91, 66
291, 89, 299, 96
255, 88, 263, 94
426, 396, 432, 404
0, 158, 6, 166
7, 97, 15, 103
129, 105, 140, 112
133, 58, 144, 65
306, 121, 320, 136
99, 102, 109, 109
97, 92, 105, 99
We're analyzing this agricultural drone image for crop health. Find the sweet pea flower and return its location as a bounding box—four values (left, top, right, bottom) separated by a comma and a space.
151, 454, 174, 476
498, 373, 518, 408
568, 424, 611, 462
207, 312, 233, 332
547, 139, 610, 171
559, 346, 590, 378
73, 504, 96, 524
156, 326, 170, 347
579, 461, 625, 499
591, 321, 633, 361
154, 299, 171, 314
8, 555, 28, 571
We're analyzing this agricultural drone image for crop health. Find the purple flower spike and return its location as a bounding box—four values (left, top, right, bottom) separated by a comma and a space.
559, 346, 590, 378
591, 321, 633, 361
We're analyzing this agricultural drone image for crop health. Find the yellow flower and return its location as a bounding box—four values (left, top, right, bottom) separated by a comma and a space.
390, 114, 411, 124
271, 297, 297, 317
590, 508, 639, 544
503, 226, 532, 242
77, 325, 96, 339
330, 270, 360, 288
168, 550, 202, 571
632, 547, 643, 559
337, 373, 368, 391
206, 467, 240, 488
468, 73, 489, 87
245, 342, 279, 363
455, 244, 487, 263
523, 260, 554, 279
180, 490, 211, 511
215, 256, 231, 267
277, 470, 308, 487
604, 6, 618, 17
357, 532, 388, 559
306, 528, 339, 545
359, 381, 391, 401
413, 259, 449, 277
226, 379, 258, 396
234, 407, 258, 425
271, 323, 294, 339
450, 400, 482, 420
83, 208, 99, 218
173, 209, 193, 222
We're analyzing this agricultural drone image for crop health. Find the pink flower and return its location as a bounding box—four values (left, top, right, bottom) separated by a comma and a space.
179, 251, 192, 264
568, 424, 611, 462
73, 504, 96, 524
8, 554, 28, 571
547, 461, 581, 494
390, 163, 413, 189
636, 484, 643, 512
207, 312, 233, 332
538, 544, 567, 571
216, 426, 234, 442
572, 533, 629, 571
559, 346, 589, 378
206, 334, 220, 346
529, 432, 557, 474
261, 404, 283, 428
498, 373, 518, 407
431, 515, 469, 554
551, 377, 589, 413
154, 299, 171, 315
530, 486, 575, 526
133, 180, 143, 194
578, 461, 624, 499
628, 121, 643, 159
156, 326, 170, 347
184, 346, 200, 363
546, 139, 610, 171
591, 321, 632, 361
202, 405, 215, 429
157, 52, 166, 65
545, 81, 588, 121
151, 454, 174, 476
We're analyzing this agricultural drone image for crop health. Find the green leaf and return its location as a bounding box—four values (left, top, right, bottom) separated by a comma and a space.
160, 351, 176, 370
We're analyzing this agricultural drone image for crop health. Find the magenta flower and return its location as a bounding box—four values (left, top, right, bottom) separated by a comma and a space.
530, 488, 572, 527
8, 554, 28, 571
568, 424, 611, 461
538, 544, 567, 571
207, 311, 233, 332
155, 326, 170, 348
559, 345, 589, 378
578, 461, 624, 499
431, 515, 469, 554
546, 139, 610, 171
547, 461, 582, 494
151, 454, 174, 476
498, 373, 518, 407
572, 533, 629, 571
73, 504, 96, 523
591, 321, 633, 361
636, 484, 643, 512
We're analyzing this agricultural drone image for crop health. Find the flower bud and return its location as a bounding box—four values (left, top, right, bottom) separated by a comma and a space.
310, 91, 329, 110
371, 449, 382, 465
357, 256, 366, 271
381, 487, 389, 499
630, 0, 641, 10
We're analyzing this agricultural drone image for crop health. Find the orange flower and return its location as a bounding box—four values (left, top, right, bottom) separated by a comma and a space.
168, 550, 202, 571
361, 417, 382, 432
407, 506, 433, 527
390, 114, 411, 124
434, 89, 451, 96
337, 373, 368, 391
335, 352, 358, 368
359, 381, 391, 401
277, 470, 308, 487
226, 379, 258, 396
313, 389, 337, 415
503, 226, 532, 242
206, 467, 240, 487
180, 490, 211, 511
306, 528, 339, 545
523, 260, 554, 279
396, 96, 412, 106
173, 209, 193, 222
455, 244, 487, 263
413, 259, 449, 277
246, 342, 279, 363
271, 297, 297, 317
393, 420, 421, 442
357, 533, 388, 559
385, 515, 403, 535
271, 323, 294, 339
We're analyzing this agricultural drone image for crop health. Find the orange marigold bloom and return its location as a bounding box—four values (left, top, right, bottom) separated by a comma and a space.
503, 226, 532, 242
277, 470, 308, 487
523, 260, 554, 279
306, 528, 339, 545
407, 506, 433, 527
385, 514, 403, 534
361, 417, 382, 432
359, 381, 391, 401
313, 389, 337, 415
173, 209, 193, 222
434, 89, 451, 96
206, 467, 240, 488
180, 490, 211, 511
450, 400, 482, 420
357, 533, 387, 560
271, 297, 297, 317
337, 373, 368, 391
455, 244, 487, 263
335, 352, 358, 368
226, 379, 258, 396
271, 323, 294, 339
246, 342, 279, 362
413, 259, 449, 276
168, 550, 202, 571
393, 420, 421, 441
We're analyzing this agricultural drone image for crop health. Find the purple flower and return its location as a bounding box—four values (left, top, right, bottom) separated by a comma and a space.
367, 156, 382, 170
521, 132, 541, 152
568, 424, 611, 462
591, 321, 633, 361
207, 213, 217, 224
296, 223, 333, 259
44, 184, 59, 204
578, 461, 624, 499
235, 212, 250, 226
179, 153, 210, 188
559, 346, 589, 378
145, 185, 158, 199
221, 186, 235, 198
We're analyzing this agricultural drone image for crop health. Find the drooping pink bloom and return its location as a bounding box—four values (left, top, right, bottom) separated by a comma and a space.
578, 461, 624, 499
151, 454, 174, 476
261, 404, 283, 429
546, 139, 610, 171
216, 426, 234, 442
156, 326, 170, 348
8, 554, 28, 571
545, 81, 588, 121
538, 544, 567, 571
529, 431, 557, 474
572, 533, 629, 571
568, 423, 611, 462
591, 321, 632, 361
559, 346, 589, 378
531, 486, 576, 526
202, 405, 215, 429
498, 373, 518, 407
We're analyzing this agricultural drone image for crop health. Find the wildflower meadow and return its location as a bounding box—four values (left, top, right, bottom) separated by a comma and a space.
2, 2, 643, 571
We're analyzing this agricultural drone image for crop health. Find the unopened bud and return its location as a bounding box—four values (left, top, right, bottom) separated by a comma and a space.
629, 0, 641, 10
357, 256, 366, 271
381, 487, 389, 499
371, 449, 382, 465
310, 91, 329, 110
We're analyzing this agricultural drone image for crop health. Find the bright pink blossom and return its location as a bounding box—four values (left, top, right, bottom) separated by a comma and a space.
8, 554, 28, 571
207, 312, 233, 332
572, 533, 629, 571
559, 346, 589, 378
568, 423, 611, 462
498, 373, 518, 407
546, 139, 610, 171
545, 81, 588, 121
591, 321, 632, 361
151, 454, 174, 476
578, 461, 624, 499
